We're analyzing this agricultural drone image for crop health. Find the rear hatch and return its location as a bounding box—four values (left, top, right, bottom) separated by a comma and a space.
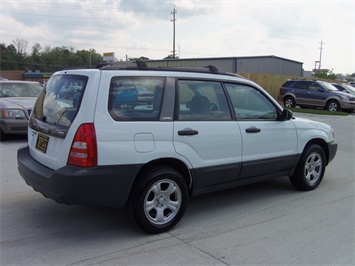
27, 70, 100, 170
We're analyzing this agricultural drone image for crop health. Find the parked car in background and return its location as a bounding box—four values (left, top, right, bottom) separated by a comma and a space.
278, 79, 355, 112
0, 80, 42, 140
348, 82, 355, 88
332, 83, 355, 96
111, 80, 139, 109
136, 85, 154, 104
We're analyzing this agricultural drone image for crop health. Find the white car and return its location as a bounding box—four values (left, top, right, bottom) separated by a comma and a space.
0, 80, 42, 140
17, 62, 338, 233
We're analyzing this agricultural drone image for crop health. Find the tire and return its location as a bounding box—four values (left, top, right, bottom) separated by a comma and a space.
129, 167, 188, 234
284, 97, 295, 108
326, 100, 340, 112
0, 129, 8, 141
290, 144, 326, 191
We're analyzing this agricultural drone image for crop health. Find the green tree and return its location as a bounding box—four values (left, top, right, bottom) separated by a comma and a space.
313, 69, 337, 80
129, 56, 150, 61
31, 43, 42, 56
75, 49, 102, 67
0, 43, 25, 70
163, 54, 179, 59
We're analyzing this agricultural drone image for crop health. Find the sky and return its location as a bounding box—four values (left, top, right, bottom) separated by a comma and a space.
0, 0, 354, 74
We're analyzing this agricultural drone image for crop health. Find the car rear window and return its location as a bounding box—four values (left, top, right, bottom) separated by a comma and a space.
282, 81, 294, 88
31, 74, 88, 127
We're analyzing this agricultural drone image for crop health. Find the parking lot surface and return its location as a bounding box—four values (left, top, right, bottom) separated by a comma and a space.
1, 113, 354, 265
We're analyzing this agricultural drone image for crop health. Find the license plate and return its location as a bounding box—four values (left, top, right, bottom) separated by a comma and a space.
36, 134, 49, 153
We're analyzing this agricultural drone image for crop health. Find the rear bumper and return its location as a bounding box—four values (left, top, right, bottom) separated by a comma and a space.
17, 146, 141, 208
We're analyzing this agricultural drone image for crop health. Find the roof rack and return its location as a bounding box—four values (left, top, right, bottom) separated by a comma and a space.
97, 60, 222, 74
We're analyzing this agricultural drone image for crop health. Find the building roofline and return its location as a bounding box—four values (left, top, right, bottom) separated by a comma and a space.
146, 55, 303, 65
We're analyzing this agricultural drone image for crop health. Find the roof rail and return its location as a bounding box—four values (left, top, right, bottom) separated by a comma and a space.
208, 65, 218, 73
136, 60, 148, 70
95, 61, 136, 69
97, 60, 222, 74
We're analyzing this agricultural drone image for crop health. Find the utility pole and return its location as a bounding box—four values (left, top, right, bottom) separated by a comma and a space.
171, 6, 177, 59
314, 40, 324, 72
318, 40, 324, 70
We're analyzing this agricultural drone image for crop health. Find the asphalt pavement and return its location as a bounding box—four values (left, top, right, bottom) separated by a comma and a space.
0, 113, 354, 265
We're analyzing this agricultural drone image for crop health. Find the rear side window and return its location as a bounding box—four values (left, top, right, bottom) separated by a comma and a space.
293, 81, 310, 90
32, 74, 88, 127
108, 77, 165, 121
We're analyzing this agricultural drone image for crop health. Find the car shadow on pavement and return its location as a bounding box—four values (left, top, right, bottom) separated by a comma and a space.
3, 176, 296, 242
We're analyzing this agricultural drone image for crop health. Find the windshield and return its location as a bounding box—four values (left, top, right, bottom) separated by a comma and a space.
319, 81, 338, 91
0, 82, 42, 97
342, 84, 355, 93
32, 74, 88, 127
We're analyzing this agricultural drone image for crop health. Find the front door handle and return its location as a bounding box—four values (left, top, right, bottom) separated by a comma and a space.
178, 129, 199, 136
246, 127, 261, 133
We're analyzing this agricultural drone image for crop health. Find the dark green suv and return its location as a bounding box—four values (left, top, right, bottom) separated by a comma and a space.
278, 80, 355, 112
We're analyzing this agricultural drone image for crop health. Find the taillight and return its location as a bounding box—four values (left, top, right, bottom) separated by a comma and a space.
68, 123, 97, 167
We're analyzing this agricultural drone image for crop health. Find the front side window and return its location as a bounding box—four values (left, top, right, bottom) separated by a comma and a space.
309, 82, 322, 91
177, 80, 231, 121
225, 83, 277, 120
32, 74, 88, 127
108, 77, 165, 121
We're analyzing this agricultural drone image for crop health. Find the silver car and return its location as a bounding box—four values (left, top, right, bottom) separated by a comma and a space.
0, 80, 42, 140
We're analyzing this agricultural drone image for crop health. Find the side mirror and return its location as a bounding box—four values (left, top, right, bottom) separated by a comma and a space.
279, 109, 293, 121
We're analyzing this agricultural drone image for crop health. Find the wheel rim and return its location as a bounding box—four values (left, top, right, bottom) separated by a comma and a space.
144, 179, 182, 225
285, 99, 293, 108
304, 152, 323, 186
328, 102, 338, 111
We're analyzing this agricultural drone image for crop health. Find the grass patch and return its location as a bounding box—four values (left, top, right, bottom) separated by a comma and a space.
286, 107, 349, 116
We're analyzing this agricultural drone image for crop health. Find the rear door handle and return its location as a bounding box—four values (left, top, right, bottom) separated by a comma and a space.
178, 129, 199, 136
246, 127, 261, 133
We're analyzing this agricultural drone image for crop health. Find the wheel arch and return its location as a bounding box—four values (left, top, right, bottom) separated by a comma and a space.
303, 138, 330, 165
282, 93, 296, 101
132, 157, 193, 196
282, 94, 297, 107
325, 97, 340, 107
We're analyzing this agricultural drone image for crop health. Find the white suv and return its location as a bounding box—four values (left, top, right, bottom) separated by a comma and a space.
17, 62, 338, 233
